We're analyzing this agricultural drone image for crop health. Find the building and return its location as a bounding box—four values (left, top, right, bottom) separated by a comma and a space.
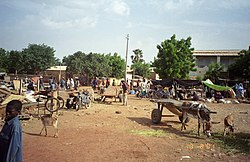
45, 66, 67, 81
190, 50, 240, 79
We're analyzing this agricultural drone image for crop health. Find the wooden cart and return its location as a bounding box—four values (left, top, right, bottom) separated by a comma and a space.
150, 98, 189, 124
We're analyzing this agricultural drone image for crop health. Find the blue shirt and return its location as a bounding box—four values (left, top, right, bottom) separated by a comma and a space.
0, 116, 22, 162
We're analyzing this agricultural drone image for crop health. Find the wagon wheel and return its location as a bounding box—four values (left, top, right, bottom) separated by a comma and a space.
57, 96, 65, 109
178, 115, 190, 123
45, 97, 60, 112
151, 109, 162, 124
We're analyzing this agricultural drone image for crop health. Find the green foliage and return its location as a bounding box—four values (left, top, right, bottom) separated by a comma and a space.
152, 34, 196, 79
130, 129, 167, 137
131, 62, 151, 78
6, 50, 23, 74
130, 48, 151, 78
196, 75, 203, 81
211, 133, 250, 154
131, 49, 144, 64
21, 44, 56, 74
63, 52, 125, 79
228, 46, 250, 80
0, 48, 7, 72
1, 44, 57, 75
204, 63, 224, 81
106, 53, 126, 78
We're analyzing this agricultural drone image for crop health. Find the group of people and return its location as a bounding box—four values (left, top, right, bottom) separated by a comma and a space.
36, 76, 82, 91
91, 77, 112, 91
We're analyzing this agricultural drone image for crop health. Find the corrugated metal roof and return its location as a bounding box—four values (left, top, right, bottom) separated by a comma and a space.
193, 50, 240, 56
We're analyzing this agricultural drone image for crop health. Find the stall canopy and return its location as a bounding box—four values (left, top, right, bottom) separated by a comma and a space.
202, 79, 231, 91
151, 78, 202, 88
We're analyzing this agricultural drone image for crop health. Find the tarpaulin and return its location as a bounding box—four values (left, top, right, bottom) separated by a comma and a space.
174, 79, 202, 87
151, 79, 173, 87
151, 78, 202, 88
202, 79, 231, 91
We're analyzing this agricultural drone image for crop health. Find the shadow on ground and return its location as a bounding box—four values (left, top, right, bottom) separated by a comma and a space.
211, 132, 250, 154
127, 117, 204, 139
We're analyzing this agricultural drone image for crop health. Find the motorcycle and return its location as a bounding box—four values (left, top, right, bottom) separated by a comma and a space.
66, 91, 91, 111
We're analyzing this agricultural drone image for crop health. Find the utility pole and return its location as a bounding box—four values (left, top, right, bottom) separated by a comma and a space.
125, 34, 129, 81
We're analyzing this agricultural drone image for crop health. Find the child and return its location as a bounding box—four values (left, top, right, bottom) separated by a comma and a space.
0, 100, 23, 162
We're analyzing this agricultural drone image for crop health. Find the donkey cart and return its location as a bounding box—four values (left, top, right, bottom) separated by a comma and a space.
150, 98, 189, 124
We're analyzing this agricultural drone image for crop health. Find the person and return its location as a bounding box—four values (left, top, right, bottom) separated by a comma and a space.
66, 78, 70, 89
74, 77, 80, 90
214, 91, 223, 101
121, 80, 128, 106
70, 78, 75, 90
39, 76, 44, 90
237, 83, 245, 99
106, 78, 110, 88
49, 77, 56, 91
0, 100, 23, 162
112, 79, 116, 86
192, 92, 200, 101
92, 77, 98, 90
27, 81, 35, 91
60, 77, 66, 90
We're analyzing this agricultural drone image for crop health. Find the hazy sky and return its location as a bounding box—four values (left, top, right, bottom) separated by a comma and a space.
1, 0, 250, 64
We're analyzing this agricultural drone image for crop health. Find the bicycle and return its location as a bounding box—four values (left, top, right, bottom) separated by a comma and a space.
35, 90, 64, 113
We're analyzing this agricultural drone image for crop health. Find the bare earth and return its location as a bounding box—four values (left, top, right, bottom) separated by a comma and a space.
21, 94, 249, 162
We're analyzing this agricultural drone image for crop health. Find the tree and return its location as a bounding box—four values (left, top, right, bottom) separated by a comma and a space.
130, 49, 151, 78
131, 49, 143, 64
106, 53, 126, 78
21, 44, 57, 74
6, 50, 23, 74
0, 48, 8, 72
131, 61, 151, 78
204, 63, 224, 82
152, 34, 196, 79
63, 52, 125, 81
228, 46, 250, 80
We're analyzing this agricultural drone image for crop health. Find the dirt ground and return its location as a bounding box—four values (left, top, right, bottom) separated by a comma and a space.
11, 92, 250, 161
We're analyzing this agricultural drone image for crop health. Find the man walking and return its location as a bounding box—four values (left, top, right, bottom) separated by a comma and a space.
0, 100, 23, 162
121, 80, 128, 106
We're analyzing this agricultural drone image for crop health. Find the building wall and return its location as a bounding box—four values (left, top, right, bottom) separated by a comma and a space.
191, 50, 240, 79
196, 56, 217, 68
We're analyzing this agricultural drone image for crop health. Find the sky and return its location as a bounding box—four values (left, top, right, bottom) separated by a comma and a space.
1, 0, 250, 64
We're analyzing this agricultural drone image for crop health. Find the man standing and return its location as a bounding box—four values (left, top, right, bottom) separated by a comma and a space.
121, 80, 128, 106
0, 100, 23, 162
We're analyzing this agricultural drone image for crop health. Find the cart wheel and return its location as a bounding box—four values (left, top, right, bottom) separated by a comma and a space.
178, 115, 190, 123
151, 109, 162, 124
57, 96, 65, 109
45, 97, 60, 112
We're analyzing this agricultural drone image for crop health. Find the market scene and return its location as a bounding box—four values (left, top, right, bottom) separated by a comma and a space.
1, 1, 250, 162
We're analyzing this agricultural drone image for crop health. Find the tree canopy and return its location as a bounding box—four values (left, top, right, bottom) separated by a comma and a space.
131, 49, 144, 64
228, 46, 250, 80
0, 44, 57, 75
63, 51, 125, 80
130, 49, 150, 78
204, 63, 224, 82
152, 34, 196, 79
0, 48, 8, 72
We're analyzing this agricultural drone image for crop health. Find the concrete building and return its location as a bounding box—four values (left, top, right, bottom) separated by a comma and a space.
190, 50, 240, 79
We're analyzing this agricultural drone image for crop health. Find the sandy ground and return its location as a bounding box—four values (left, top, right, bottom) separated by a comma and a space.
9, 93, 250, 162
